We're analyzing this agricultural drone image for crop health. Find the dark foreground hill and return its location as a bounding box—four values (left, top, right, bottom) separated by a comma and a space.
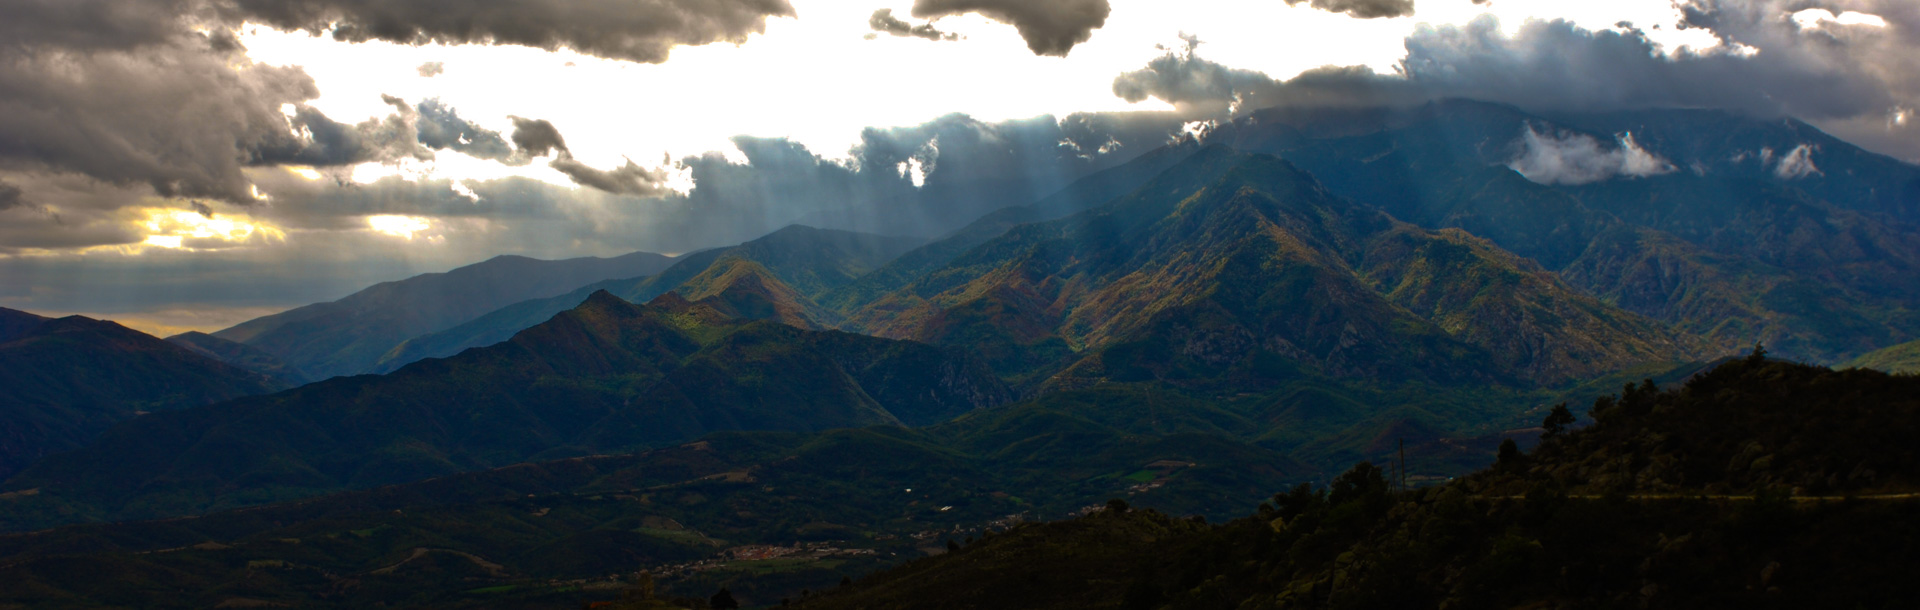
800, 354, 1920, 610
0, 387, 1309, 608
0, 308, 286, 480
0, 291, 1009, 530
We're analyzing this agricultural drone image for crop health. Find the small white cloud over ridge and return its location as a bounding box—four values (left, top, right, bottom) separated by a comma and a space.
1775, 144, 1821, 179
1508, 126, 1677, 186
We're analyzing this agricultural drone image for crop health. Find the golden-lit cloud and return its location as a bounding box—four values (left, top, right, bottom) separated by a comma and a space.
135, 208, 285, 251
366, 214, 434, 240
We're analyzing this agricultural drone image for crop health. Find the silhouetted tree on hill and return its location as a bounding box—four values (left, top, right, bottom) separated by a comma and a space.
710, 587, 739, 610
1542, 403, 1575, 437
1497, 439, 1522, 469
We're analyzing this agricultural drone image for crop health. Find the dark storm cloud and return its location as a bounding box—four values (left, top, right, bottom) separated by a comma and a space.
1664, 0, 1920, 158
215, 0, 796, 64
868, 8, 960, 42
0, 0, 199, 52
260, 96, 522, 169
676, 111, 1184, 237
552, 157, 673, 196
1111, 36, 1428, 119
1115, 4, 1920, 159
507, 117, 671, 195
911, 0, 1109, 56
0, 182, 26, 212
0, 0, 799, 231
1284, 0, 1416, 19
0, 33, 319, 205
0, 1, 504, 210
508, 117, 570, 159
0, 179, 63, 233
1394, 16, 1885, 118
0, 173, 154, 253
414, 100, 515, 162
1112, 35, 1285, 115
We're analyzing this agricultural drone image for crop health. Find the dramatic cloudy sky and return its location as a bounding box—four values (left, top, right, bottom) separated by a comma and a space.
1, 0, 1915, 334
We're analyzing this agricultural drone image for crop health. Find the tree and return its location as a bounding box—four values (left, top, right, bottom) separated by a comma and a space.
1106, 498, 1131, 513
1541, 403, 1575, 438
946, 539, 961, 553
1328, 462, 1387, 507
840, 575, 854, 589
1497, 439, 1522, 468
1271, 482, 1323, 522
710, 587, 740, 610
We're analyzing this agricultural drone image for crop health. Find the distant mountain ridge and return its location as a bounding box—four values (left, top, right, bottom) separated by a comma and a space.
374, 226, 923, 373
0, 308, 285, 480
165, 331, 313, 386
211, 250, 681, 380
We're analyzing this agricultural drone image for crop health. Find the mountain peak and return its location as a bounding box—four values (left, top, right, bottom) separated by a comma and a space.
763, 223, 825, 238
644, 290, 696, 311
674, 258, 835, 329
575, 289, 638, 316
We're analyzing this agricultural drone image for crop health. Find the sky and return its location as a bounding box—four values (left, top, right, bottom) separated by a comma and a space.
0, 0, 1916, 335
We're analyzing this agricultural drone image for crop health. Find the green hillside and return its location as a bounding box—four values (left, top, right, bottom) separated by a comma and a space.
670, 258, 839, 330
1842, 338, 1920, 374
848, 147, 1695, 387
1208, 100, 1920, 364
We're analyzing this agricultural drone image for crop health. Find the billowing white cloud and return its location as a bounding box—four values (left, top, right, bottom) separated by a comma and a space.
1508, 126, 1677, 185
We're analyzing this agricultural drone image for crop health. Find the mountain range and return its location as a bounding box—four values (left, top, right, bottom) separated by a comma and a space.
1, 289, 1008, 528
2, 99, 1918, 607
196, 100, 1920, 391
1205, 100, 1920, 363
372, 226, 923, 373
843, 146, 1694, 389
